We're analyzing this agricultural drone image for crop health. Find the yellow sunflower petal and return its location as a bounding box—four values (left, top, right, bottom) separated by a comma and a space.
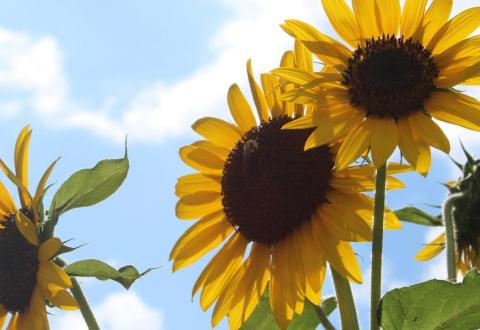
37, 261, 73, 294
39, 237, 61, 261
179, 145, 224, 174
17, 287, 48, 330
175, 173, 221, 198
408, 113, 450, 153
6, 313, 18, 330
294, 40, 313, 72
191, 140, 229, 160
0, 159, 33, 209
311, 219, 362, 283
46, 290, 79, 310
366, 117, 399, 168
426, 91, 480, 131
280, 51, 296, 117
228, 84, 257, 133
436, 59, 480, 88
192, 232, 248, 308
282, 19, 351, 69
175, 191, 222, 220
305, 108, 363, 150
247, 60, 270, 122
434, 36, 480, 67
400, 0, 428, 40
416, 233, 446, 261
261, 73, 283, 118
0, 180, 16, 216
336, 120, 371, 170
428, 7, 480, 55
374, 0, 400, 36
321, 0, 362, 48
272, 68, 340, 87
15, 212, 38, 246
353, 0, 379, 41
318, 204, 372, 242
14, 126, 32, 209
398, 118, 431, 176
171, 215, 234, 272
191, 117, 242, 149
33, 157, 60, 216
330, 176, 404, 192
422, 0, 453, 45
269, 241, 295, 330
462, 75, 480, 85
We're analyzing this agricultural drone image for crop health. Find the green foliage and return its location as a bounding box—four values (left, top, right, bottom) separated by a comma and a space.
49, 145, 129, 218
394, 207, 442, 226
379, 270, 480, 330
241, 290, 336, 330
64, 259, 155, 289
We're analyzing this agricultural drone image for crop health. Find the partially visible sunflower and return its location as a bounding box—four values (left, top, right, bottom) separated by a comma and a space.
0, 126, 78, 329
171, 50, 409, 329
273, 0, 480, 175
416, 147, 480, 274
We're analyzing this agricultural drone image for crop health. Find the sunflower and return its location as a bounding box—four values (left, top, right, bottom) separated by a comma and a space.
0, 126, 78, 329
171, 52, 409, 329
273, 0, 480, 175
416, 149, 480, 275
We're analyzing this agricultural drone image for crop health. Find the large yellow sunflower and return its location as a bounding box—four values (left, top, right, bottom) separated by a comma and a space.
171, 51, 409, 329
273, 0, 480, 175
0, 126, 78, 329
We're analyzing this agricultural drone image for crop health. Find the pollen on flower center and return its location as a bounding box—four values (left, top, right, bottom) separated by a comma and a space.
221, 116, 334, 244
0, 215, 39, 312
343, 35, 439, 119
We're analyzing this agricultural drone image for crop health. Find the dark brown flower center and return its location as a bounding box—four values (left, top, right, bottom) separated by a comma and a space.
342, 35, 439, 119
0, 214, 39, 312
221, 116, 334, 244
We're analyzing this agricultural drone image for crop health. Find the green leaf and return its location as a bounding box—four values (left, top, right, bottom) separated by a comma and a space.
64, 259, 155, 289
49, 144, 129, 217
379, 270, 480, 330
241, 289, 335, 330
394, 207, 442, 226
319, 296, 337, 316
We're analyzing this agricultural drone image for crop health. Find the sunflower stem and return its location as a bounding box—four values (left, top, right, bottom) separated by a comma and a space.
331, 267, 359, 330
370, 163, 386, 330
313, 304, 336, 330
56, 258, 100, 330
443, 192, 464, 282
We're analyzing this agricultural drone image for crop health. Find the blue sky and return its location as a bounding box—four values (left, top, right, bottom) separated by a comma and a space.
0, 1, 479, 329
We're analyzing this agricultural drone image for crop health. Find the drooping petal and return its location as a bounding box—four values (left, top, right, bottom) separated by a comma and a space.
366, 117, 399, 168
416, 233, 446, 261
46, 290, 79, 310
191, 117, 242, 149
426, 91, 480, 131
398, 118, 431, 176
374, 0, 400, 36
175, 191, 223, 220
37, 261, 73, 294
228, 84, 257, 133
407, 113, 450, 153
321, 0, 362, 48
335, 120, 371, 170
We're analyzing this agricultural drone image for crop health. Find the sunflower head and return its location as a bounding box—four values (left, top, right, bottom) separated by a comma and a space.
0, 126, 78, 329
172, 50, 408, 329
275, 0, 480, 174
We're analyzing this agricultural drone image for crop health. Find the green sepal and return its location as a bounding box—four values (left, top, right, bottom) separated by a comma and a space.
64, 259, 156, 290
394, 207, 442, 226
379, 270, 480, 330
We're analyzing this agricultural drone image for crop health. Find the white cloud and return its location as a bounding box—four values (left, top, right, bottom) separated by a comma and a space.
0, 0, 479, 144
52, 291, 164, 330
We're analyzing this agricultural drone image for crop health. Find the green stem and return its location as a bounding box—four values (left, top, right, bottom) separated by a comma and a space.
56, 258, 100, 330
331, 267, 359, 330
313, 304, 336, 330
370, 164, 386, 330
442, 192, 464, 282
